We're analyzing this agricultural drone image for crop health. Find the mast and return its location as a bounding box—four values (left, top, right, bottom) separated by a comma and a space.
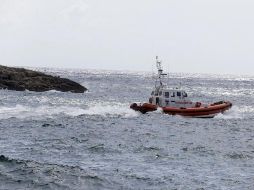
155, 56, 167, 89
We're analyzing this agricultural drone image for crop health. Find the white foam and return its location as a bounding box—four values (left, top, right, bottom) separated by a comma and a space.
0, 102, 140, 119
154, 107, 163, 114
215, 105, 253, 119
236, 105, 254, 113
81, 102, 140, 118
216, 111, 243, 120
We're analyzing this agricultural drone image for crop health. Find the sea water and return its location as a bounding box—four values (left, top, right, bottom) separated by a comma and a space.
0, 68, 253, 190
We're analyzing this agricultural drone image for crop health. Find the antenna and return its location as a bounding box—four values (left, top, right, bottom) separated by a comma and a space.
155, 56, 167, 89
156, 56, 166, 77
167, 57, 170, 87
156, 56, 163, 75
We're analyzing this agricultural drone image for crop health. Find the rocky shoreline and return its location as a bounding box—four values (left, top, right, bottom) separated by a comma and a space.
0, 65, 87, 93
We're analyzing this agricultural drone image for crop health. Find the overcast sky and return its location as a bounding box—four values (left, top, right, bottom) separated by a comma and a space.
0, 0, 254, 74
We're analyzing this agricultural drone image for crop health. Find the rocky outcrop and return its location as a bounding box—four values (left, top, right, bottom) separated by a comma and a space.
0, 65, 87, 93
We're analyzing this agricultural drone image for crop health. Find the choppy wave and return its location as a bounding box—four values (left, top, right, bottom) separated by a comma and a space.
0, 155, 109, 190
0, 102, 139, 119
236, 105, 254, 113
216, 105, 254, 119
81, 102, 140, 118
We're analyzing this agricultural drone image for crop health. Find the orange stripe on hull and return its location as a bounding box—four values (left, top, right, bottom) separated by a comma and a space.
163, 102, 232, 117
130, 101, 232, 118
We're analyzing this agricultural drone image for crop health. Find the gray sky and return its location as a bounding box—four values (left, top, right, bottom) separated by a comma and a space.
0, 0, 254, 75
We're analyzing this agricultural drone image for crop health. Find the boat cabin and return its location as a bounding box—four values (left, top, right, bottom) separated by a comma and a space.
149, 88, 194, 108
147, 56, 195, 108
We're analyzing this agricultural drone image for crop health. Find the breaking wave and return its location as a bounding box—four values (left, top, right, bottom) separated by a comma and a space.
0, 102, 139, 119
80, 102, 140, 118
215, 105, 254, 119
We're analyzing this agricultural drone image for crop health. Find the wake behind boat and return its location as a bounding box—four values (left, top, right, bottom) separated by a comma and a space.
130, 57, 232, 118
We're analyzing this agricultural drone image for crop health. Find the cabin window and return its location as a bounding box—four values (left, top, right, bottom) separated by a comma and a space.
159, 91, 162, 96
183, 92, 188, 97
177, 92, 181, 97
171, 92, 175, 97
165, 100, 169, 105
165, 92, 169, 98
156, 97, 159, 105
151, 91, 154, 95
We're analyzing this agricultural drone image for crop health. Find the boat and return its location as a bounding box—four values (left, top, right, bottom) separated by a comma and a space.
130, 57, 232, 118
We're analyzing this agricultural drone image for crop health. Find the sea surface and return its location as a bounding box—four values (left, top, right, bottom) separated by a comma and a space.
0, 68, 253, 190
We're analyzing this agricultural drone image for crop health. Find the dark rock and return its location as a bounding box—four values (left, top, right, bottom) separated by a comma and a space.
0, 65, 87, 93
